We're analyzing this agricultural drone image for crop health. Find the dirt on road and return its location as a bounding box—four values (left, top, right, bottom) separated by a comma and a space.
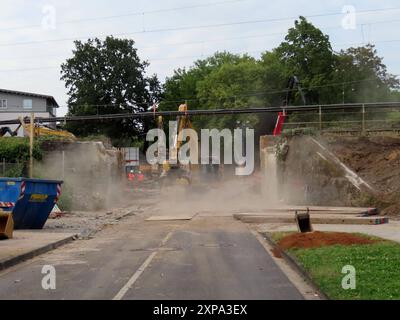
277, 231, 377, 250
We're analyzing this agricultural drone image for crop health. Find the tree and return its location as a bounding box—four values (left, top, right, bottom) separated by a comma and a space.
195, 54, 263, 130
329, 44, 400, 103
61, 36, 162, 145
161, 52, 261, 130
161, 17, 400, 135
275, 16, 335, 104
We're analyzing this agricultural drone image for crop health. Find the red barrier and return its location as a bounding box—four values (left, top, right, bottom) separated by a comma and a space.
273, 112, 287, 136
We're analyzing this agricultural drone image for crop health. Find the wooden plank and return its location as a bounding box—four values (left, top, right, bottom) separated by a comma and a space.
235, 211, 366, 217
146, 214, 195, 222
200, 206, 378, 217
311, 216, 389, 225
233, 206, 378, 216
235, 214, 389, 225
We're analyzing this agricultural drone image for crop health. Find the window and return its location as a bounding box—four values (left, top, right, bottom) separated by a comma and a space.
0, 100, 7, 109
23, 99, 32, 109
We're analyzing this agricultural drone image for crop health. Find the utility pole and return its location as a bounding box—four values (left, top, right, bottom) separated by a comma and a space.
29, 113, 34, 178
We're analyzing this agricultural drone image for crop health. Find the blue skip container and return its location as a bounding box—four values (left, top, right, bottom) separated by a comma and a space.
0, 178, 63, 230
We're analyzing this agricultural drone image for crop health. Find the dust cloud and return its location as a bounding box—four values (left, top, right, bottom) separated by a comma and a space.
35, 141, 127, 211
154, 171, 282, 217
34, 138, 309, 215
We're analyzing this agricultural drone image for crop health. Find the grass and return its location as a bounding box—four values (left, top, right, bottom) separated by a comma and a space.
270, 232, 400, 300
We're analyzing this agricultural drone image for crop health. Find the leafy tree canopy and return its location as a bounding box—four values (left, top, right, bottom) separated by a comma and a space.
61, 36, 162, 145
161, 17, 400, 135
62, 18, 400, 141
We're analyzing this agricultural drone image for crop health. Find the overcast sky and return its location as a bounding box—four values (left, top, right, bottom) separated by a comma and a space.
1, 0, 400, 116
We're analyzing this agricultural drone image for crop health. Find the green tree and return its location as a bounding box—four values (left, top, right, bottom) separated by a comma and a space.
161, 52, 247, 110
161, 17, 400, 135
161, 52, 262, 131
275, 16, 335, 104
195, 54, 263, 129
330, 44, 400, 103
61, 36, 162, 145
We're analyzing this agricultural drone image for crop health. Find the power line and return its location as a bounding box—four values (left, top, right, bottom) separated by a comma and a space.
0, 49, 259, 72
3, 17, 400, 62
32, 77, 392, 109
2, 102, 400, 126
1, 6, 400, 48
0, 44, 394, 102
1, 35, 400, 72
0, 0, 247, 32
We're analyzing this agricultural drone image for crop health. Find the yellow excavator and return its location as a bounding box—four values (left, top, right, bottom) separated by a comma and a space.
160, 104, 193, 186
0, 117, 76, 140
159, 104, 222, 188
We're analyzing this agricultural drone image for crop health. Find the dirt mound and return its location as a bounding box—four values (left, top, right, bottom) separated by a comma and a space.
278, 231, 376, 249
327, 136, 400, 196
321, 135, 400, 214
381, 203, 400, 216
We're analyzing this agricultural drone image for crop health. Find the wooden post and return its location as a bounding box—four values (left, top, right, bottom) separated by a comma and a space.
29, 113, 34, 178
362, 104, 366, 134
62, 151, 65, 180
319, 106, 322, 131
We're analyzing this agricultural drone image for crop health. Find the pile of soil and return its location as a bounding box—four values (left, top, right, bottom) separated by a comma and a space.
381, 203, 400, 216
277, 231, 376, 250
323, 135, 400, 214
327, 136, 400, 196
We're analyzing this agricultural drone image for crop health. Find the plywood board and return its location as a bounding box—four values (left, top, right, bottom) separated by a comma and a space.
146, 214, 196, 222
235, 213, 389, 225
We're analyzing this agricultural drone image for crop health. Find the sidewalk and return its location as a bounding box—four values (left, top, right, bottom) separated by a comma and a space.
256, 220, 400, 243
0, 231, 77, 271
0, 202, 147, 272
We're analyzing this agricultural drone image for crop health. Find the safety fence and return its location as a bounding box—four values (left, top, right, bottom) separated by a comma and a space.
283, 103, 400, 133
0, 160, 26, 178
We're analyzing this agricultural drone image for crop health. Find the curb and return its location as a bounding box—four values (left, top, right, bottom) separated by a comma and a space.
261, 232, 329, 300
0, 234, 78, 271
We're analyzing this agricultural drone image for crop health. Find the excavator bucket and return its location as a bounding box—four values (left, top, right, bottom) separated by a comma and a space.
295, 209, 313, 233
0, 212, 14, 240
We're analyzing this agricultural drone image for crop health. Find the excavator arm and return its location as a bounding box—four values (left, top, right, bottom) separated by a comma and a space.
18, 116, 76, 140
0, 125, 20, 137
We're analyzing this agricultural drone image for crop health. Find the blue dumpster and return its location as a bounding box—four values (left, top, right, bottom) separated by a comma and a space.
0, 178, 63, 230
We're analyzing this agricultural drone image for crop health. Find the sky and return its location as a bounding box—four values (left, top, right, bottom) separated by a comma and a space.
1, 0, 400, 116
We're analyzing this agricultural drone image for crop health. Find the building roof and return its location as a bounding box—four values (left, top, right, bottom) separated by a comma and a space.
0, 88, 59, 107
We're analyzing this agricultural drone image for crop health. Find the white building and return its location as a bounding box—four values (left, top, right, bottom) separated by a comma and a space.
0, 88, 59, 136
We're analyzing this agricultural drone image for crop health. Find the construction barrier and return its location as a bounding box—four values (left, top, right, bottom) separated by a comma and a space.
0, 178, 63, 230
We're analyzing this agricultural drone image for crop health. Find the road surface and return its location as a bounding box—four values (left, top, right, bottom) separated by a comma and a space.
0, 213, 304, 300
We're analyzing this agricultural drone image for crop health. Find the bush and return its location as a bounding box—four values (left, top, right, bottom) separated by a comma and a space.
0, 137, 42, 162
4, 162, 25, 177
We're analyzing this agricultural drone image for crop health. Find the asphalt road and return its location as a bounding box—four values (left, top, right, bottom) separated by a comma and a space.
0, 214, 303, 300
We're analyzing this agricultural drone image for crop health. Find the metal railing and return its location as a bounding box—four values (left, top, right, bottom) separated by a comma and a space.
283, 103, 400, 133
0, 159, 26, 178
